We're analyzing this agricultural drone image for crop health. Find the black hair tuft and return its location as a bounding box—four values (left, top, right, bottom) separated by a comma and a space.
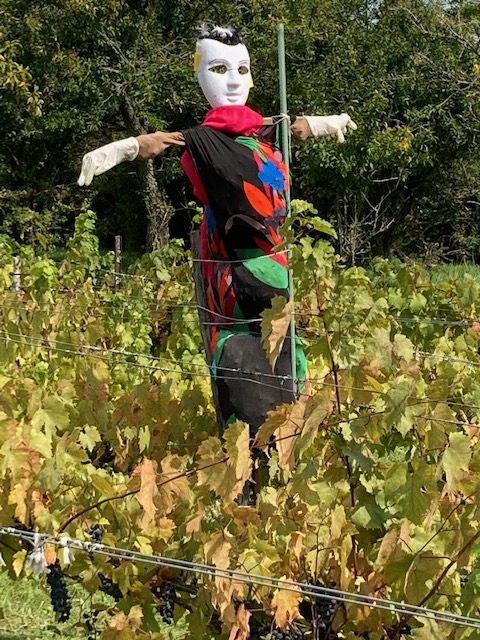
195, 24, 243, 46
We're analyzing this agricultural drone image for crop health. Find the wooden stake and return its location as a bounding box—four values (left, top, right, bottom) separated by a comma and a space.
12, 256, 21, 293
114, 236, 122, 292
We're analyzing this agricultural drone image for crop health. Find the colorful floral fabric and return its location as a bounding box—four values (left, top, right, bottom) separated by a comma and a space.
182, 106, 306, 432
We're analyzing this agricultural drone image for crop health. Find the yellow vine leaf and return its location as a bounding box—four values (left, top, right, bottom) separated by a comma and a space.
442, 432, 472, 493
286, 532, 304, 563
8, 482, 28, 524
204, 530, 233, 568
12, 549, 27, 577
204, 530, 242, 621
126, 605, 144, 628
274, 398, 307, 473
158, 454, 190, 513
298, 391, 333, 451
103, 605, 144, 640
272, 579, 301, 628
223, 421, 252, 498
196, 436, 228, 494
44, 543, 57, 566
261, 296, 292, 368
404, 553, 447, 602
138, 458, 158, 529
255, 406, 292, 447
374, 530, 399, 569
186, 505, 205, 536
229, 604, 251, 640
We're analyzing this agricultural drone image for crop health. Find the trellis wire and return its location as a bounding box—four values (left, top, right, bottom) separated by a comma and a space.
4, 330, 480, 417
7, 273, 480, 330
417, 351, 480, 366
5, 326, 480, 375
0, 526, 479, 629
0, 330, 291, 381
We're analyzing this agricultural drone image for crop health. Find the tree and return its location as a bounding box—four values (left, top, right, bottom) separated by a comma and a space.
1, 0, 479, 259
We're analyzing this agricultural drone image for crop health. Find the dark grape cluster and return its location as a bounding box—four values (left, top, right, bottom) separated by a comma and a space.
88, 524, 103, 543
98, 574, 122, 601
83, 609, 99, 640
249, 615, 269, 640
90, 440, 116, 469
272, 624, 304, 640
315, 597, 338, 633
46, 563, 72, 622
156, 582, 176, 624
399, 624, 412, 637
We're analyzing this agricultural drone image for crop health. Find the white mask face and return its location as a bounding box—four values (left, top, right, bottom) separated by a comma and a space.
195, 39, 251, 108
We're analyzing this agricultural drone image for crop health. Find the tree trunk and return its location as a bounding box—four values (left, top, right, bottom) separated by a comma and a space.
118, 88, 173, 250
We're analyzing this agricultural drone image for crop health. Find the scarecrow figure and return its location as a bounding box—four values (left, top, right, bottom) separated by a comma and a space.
78, 26, 356, 435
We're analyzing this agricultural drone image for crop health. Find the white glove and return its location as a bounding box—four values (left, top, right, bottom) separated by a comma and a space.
304, 113, 357, 143
78, 137, 140, 186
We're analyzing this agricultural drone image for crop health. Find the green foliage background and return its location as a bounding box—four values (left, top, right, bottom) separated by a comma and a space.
1, 0, 479, 260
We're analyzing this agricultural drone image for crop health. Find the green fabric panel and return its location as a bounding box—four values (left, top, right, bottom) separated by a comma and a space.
211, 328, 249, 378
235, 248, 265, 259
212, 330, 307, 391
295, 336, 308, 392
243, 256, 288, 290
233, 301, 245, 319
235, 136, 268, 162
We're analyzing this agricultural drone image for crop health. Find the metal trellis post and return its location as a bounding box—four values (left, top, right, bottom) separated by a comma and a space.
277, 24, 297, 395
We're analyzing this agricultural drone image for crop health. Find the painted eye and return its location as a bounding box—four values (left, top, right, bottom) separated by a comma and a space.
209, 65, 227, 74
238, 65, 249, 75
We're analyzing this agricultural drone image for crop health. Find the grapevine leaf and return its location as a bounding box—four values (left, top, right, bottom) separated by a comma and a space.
78, 425, 101, 452
91, 473, 116, 498
351, 487, 388, 530
309, 217, 338, 238
158, 454, 190, 513
138, 458, 158, 528
383, 378, 414, 430
223, 421, 252, 483
298, 391, 333, 451
404, 552, 447, 602
8, 482, 28, 523
138, 425, 150, 453
204, 530, 233, 568
196, 437, 228, 494
442, 432, 472, 493
274, 399, 307, 473
393, 333, 415, 362
272, 578, 301, 629
404, 480, 431, 526
374, 530, 399, 569
229, 604, 251, 640
29, 428, 53, 458
261, 296, 292, 368
31, 396, 70, 439
411, 618, 439, 638
12, 550, 27, 577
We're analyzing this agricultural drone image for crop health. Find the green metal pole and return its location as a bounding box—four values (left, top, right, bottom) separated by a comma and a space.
277, 23, 297, 395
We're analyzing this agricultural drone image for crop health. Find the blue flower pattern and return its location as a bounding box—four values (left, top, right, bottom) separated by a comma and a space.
258, 158, 284, 191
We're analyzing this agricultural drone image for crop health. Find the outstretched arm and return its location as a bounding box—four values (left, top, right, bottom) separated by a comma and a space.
291, 113, 357, 143
136, 131, 185, 159
262, 114, 356, 143
78, 131, 185, 186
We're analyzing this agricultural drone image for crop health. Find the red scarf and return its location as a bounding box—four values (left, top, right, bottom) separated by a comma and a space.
181, 106, 263, 202
202, 105, 263, 136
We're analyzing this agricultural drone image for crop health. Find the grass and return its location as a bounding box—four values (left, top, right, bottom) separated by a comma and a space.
0, 570, 100, 640
427, 262, 480, 283
0, 571, 190, 640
